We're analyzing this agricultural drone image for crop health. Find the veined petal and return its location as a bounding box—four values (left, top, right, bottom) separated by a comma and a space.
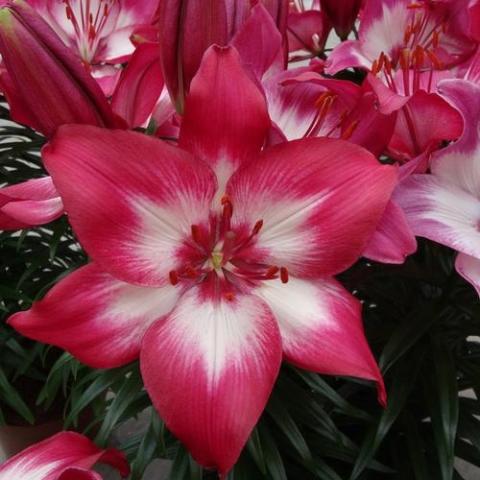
232, 3, 283, 80
140, 283, 282, 475
9, 264, 181, 369
0, 177, 63, 230
363, 200, 417, 264
179, 45, 270, 189
111, 42, 165, 128
394, 174, 480, 258
43, 126, 217, 286
255, 276, 386, 405
388, 90, 463, 161
1, 196, 63, 226
227, 138, 397, 277
325, 40, 371, 74
0, 432, 129, 480
432, 79, 480, 197
456, 253, 480, 297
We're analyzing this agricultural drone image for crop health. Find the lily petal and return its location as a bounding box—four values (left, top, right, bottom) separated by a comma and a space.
256, 276, 386, 405
141, 282, 282, 475
456, 253, 480, 296
58, 468, 102, 480
227, 138, 397, 277
179, 45, 270, 189
111, 42, 165, 128
9, 264, 181, 369
0, 432, 129, 480
394, 174, 480, 258
363, 200, 417, 264
432, 79, 480, 196
43, 126, 217, 286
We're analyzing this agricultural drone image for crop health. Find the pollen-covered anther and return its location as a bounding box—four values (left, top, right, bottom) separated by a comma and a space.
266, 266, 279, 279
224, 291, 235, 302
253, 220, 264, 235
191, 224, 202, 244
280, 267, 289, 284
169, 270, 179, 285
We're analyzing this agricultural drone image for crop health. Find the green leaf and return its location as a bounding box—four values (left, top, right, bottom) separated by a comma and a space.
0, 367, 34, 424
426, 336, 459, 480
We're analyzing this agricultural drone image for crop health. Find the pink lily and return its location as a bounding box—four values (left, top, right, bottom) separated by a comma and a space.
10, 46, 396, 474
158, 0, 288, 110
319, 0, 363, 40
26, 0, 159, 92
394, 79, 480, 295
327, 0, 474, 75
0, 431, 129, 480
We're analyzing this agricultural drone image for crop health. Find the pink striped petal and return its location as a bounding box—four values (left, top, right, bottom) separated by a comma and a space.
388, 91, 463, 161
179, 45, 270, 188
227, 138, 397, 278
111, 42, 164, 128
256, 276, 386, 406
0, 177, 63, 230
363, 200, 417, 264
456, 253, 480, 296
432, 79, 480, 197
394, 174, 480, 258
43, 126, 217, 286
140, 283, 282, 475
232, 3, 283, 80
0, 432, 129, 480
9, 264, 180, 369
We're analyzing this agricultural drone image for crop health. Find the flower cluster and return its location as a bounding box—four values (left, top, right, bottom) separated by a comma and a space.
0, 0, 479, 477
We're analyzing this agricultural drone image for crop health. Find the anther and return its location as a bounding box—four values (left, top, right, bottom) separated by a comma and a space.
280, 267, 289, 284
191, 224, 202, 244
224, 292, 235, 302
253, 220, 264, 235
266, 266, 279, 279
169, 270, 179, 285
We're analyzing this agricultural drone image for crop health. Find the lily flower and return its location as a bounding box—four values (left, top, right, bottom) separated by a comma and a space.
26, 0, 159, 92
0, 431, 129, 480
10, 46, 396, 475
327, 0, 474, 75
394, 79, 480, 295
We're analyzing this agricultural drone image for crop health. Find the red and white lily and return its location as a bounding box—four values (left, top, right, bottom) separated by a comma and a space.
0, 431, 129, 480
394, 79, 480, 295
10, 46, 396, 475
26, 0, 159, 93
327, 0, 474, 75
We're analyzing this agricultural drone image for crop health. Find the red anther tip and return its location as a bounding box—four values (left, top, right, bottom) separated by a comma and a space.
253, 220, 264, 234
224, 292, 235, 302
191, 224, 201, 243
169, 271, 179, 285
280, 267, 289, 284
221, 194, 231, 205
266, 266, 279, 278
